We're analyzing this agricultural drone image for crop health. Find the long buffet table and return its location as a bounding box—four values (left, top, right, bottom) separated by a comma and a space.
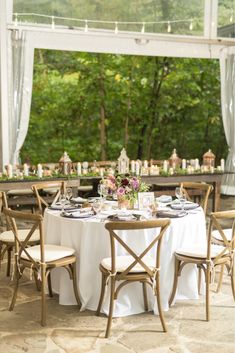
0, 173, 223, 211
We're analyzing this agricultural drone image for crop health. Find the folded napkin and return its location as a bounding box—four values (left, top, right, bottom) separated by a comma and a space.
70, 197, 88, 203
62, 209, 94, 218
170, 203, 199, 210
156, 195, 172, 203
157, 210, 187, 218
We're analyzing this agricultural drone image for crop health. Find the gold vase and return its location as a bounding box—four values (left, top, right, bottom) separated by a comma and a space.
118, 197, 133, 210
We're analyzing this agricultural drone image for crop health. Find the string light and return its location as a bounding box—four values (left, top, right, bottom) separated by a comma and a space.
141, 22, 145, 34
12, 12, 195, 35
51, 16, 55, 30
189, 19, 193, 31
115, 22, 118, 34
167, 21, 171, 33
84, 20, 88, 32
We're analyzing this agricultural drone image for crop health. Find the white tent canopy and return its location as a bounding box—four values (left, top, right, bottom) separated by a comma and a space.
0, 0, 235, 193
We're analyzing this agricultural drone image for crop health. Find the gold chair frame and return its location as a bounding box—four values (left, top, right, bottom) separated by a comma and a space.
0, 192, 39, 276
169, 210, 235, 321
180, 181, 213, 214
96, 219, 171, 338
3, 207, 81, 326
31, 181, 66, 214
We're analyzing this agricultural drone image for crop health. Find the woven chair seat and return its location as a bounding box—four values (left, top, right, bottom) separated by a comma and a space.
101, 255, 155, 273
21, 244, 75, 262
0, 229, 40, 243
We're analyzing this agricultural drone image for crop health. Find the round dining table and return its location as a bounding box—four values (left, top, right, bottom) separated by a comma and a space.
44, 207, 207, 317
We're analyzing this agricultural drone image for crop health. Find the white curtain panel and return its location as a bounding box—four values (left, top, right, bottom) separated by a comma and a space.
10, 29, 34, 165
220, 48, 235, 195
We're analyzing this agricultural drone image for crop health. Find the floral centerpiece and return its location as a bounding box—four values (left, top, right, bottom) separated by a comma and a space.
101, 174, 149, 209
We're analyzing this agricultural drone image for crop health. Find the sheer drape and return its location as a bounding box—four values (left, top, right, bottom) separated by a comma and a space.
10, 30, 34, 165
220, 48, 235, 195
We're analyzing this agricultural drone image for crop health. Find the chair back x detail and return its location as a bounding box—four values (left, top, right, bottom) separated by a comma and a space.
3, 207, 81, 326
169, 209, 235, 321
31, 181, 66, 214
96, 219, 171, 338
180, 181, 213, 214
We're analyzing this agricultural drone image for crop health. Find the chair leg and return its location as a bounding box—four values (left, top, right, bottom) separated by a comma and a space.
155, 271, 167, 332
198, 266, 202, 295
0, 243, 2, 270
41, 264, 46, 326
71, 263, 81, 309
105, 277, 116, 338
6, 247, 12, 277
205, 265, 210, 321
47, 272, 53, 298
142, 282, 148, 311
96, 272, 107, 316
230, 259, 235, 301
216, 264, 225, 293
33, 270, 41, 291
169, 257, 181, 306
9, 264, 20, 311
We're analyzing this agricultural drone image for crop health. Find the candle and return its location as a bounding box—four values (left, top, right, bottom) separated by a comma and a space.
23, 163, 29, 177
181, 159, 186, 169
100, 168, 104, 177
37, 164, 43, 178
131, 160, 135, 174
77, 162, 81, 175
163, 160, 168, 173
144, 160, 148, 168
7, 164, 13, 178
169, 167, 174, 175
220, 158, 225, 171
210, 166, 214, 173
195, 158, 200, 170
135, 161, 140, 176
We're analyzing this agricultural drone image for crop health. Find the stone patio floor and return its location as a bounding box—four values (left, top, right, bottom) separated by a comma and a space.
0, 195, 234, 353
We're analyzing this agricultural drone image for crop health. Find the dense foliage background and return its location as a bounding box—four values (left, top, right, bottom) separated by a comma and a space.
15, 0, 230, 164
21, 52, 226, 165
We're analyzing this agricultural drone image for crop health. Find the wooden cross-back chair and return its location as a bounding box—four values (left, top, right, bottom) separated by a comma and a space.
96, 219, 171, 338
31, 181, 66, 215
169, 210, 235, 321
0, 192, 40, 276
3, 207, 81, 326
180, 182, 213, 214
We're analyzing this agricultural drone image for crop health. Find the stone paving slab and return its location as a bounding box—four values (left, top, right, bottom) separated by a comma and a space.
0, 196, 234, 353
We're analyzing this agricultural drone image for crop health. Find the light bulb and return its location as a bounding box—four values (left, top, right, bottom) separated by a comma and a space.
167, 21, 171, 33
189, 19, 193, 31
115, 22, 118, 34
84, 20, 88, 32
14, 13, 18, 26
51, 16, 55, 30
141, 22, 145, 33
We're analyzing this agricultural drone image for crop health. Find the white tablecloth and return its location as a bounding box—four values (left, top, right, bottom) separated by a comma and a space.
44, 209, 206, 316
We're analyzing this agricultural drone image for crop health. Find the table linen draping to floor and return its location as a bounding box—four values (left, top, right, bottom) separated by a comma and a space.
44, 209, 206, 317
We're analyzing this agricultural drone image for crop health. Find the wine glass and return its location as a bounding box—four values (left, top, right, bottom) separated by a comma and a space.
92, 199, 102, 215
175, 187, 186, 211
66, 188, 73, 201
175, 187, 182, 201
97, 184, 104, 198
59, 193, 67, 213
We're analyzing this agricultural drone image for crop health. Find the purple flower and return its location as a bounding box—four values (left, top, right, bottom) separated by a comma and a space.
130, 177, 139, 190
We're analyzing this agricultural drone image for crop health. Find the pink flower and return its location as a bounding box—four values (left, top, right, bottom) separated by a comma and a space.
117, 187, 125, 196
